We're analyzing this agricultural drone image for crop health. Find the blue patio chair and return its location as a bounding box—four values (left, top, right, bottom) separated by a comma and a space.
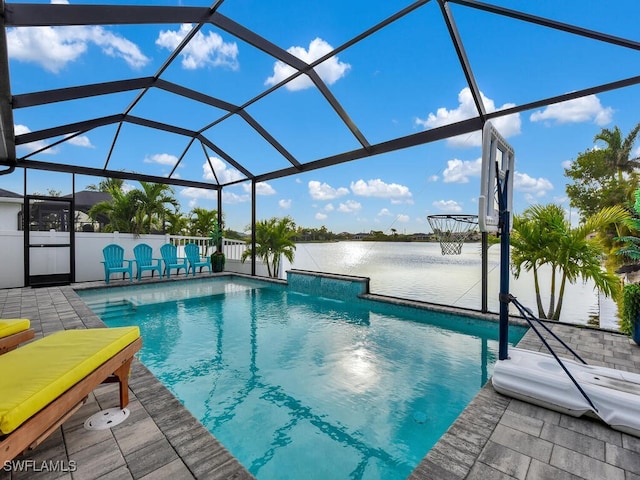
160, 243, 188, 278
133, 243, 162, 281
102, 244, 133, 284
184, 243, 212, 276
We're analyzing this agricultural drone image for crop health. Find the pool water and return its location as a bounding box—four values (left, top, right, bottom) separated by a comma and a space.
79, 278, 527, 479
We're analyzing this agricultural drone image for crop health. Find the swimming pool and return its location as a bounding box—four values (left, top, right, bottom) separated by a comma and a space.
78, 275, 527, 479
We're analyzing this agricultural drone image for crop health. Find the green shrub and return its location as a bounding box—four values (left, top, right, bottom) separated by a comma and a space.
620, 283, 640, 335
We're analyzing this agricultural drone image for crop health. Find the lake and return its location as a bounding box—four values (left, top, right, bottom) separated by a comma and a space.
281, 241, 619, 330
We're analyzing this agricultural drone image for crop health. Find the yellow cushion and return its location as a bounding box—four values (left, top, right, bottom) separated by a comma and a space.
0, 319, 30, 339
0, 326, 140, 434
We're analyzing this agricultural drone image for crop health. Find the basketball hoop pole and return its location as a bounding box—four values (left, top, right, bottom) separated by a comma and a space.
479, 120, 514, 360
498, 166, 511, 361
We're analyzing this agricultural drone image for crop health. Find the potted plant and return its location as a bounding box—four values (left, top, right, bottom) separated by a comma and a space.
621, 283, 640, 344
209, 221, 226, 273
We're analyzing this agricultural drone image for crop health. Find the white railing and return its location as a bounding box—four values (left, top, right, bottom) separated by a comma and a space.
166, 235, 248, 260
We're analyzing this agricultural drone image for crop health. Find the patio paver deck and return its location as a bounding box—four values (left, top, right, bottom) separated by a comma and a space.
1, 279, 639, 479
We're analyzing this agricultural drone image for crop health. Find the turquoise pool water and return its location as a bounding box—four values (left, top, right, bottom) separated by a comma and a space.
78, 277, 527, 479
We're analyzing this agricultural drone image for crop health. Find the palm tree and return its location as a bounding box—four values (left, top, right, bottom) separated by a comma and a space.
130, 182, 178, 233
511, 203, 627, 320
88, 186, 143, 234
614, 187, 640, 262
242, 216, 296, 278
165, 208, 189, 235
86, 177, 124, 192
511, 213, 553, 317
189, 208, 219, 236
188, 208, 223, 256
594, 123, 640, 181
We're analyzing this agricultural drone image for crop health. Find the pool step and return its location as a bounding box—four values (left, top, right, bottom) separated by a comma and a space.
83, 299, 137, 320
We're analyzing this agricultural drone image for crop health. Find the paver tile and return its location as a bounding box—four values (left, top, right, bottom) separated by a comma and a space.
477, 441, 530, 480
549, 445, 624, 480
540, 423, 605, 460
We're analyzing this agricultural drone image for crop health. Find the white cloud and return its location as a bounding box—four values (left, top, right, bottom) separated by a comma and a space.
432, 200, 463, 213
308, 180, 349, 200
156, 24, 238, 70
265, 38, 350, 91
242, 182, 276, 195
279, 199, 292, 209
561, 160, 573, 169
530, 95, 613, 126
315, 212, 328, 220
350, 179, 413, 202
65, 134, 94, 148
8, 24, 149, 73
144, 153, 178, 166
428, 174, 439, 182
633, 146, 640, 159
442, 157, 482, 183
181, 185, 249, 204
324, 203, 335, 212
16, 126, 94, 153
222, 191, 250, 204
513, 172, 553, 196
337, 200, 362, 213
203, 157, 244, 183
396, 214, 410, 222
14, 124, 56, 154
121, 182, 137, 193
180, 187, 217, 200
416, 88, 521, 147
378, 208, 392, 217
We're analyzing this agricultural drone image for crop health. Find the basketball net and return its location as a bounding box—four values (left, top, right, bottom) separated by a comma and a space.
427, 214, 478, 255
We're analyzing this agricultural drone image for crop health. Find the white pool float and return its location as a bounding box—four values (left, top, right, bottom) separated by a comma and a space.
492, 347, 640, 437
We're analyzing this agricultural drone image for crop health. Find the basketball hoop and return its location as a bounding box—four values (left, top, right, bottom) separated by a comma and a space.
427, 214, 478, 255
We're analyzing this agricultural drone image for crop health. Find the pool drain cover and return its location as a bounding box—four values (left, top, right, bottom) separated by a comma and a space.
412, 411, 428, 424
84, 408, 130, 430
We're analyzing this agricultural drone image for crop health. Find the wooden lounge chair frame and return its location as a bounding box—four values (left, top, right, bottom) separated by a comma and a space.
0, 336, 142, 463
0, 328, 35, 355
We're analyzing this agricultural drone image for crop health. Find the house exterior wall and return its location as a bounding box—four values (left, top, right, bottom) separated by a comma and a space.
0, 202, 21, 230
0, 231, 23, 288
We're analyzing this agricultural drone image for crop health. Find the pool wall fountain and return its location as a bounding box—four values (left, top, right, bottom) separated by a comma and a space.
286, 269, 369, 301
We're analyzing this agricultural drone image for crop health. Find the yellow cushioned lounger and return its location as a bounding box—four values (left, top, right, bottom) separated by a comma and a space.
0, 326, 141, 463
0, 319, 35, 355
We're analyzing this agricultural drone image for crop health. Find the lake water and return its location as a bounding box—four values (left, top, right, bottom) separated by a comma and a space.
282, 241, 619, 329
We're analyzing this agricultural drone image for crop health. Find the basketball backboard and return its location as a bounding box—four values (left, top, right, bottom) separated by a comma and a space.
478, 121, 514, 233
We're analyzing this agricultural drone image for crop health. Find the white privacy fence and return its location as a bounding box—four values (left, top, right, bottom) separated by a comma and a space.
0, 231, 272, 288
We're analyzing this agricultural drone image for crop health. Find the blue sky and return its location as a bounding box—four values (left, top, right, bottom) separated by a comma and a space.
3, 0, 640, 233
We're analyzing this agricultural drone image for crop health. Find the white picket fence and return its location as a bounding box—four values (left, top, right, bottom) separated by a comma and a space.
0, 231, 271, 288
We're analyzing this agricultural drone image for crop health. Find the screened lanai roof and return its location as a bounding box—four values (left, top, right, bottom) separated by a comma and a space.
1, 0, 639, 192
